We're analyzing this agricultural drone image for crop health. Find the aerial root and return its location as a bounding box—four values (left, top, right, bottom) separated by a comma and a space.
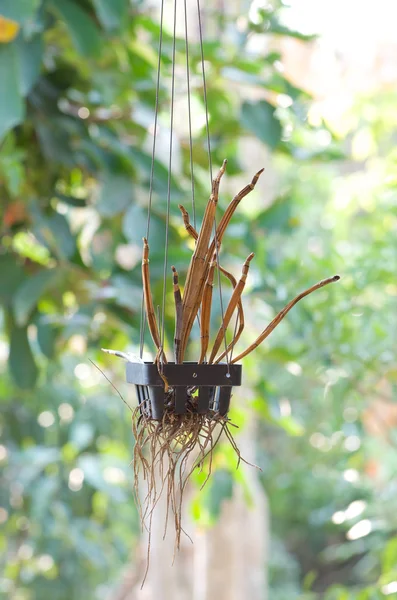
131, 403, 255, 584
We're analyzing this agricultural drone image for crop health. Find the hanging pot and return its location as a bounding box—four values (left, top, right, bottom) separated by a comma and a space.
126, 361, 242, 420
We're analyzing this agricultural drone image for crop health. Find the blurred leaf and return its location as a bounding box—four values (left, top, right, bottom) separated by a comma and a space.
122, 203, 164, 249
97, 172, 134, 217
128, 147, 182, 196
14, 269, 60, 326
31, 477, 58, 521
267, 72, 311, 101
268, 16, 317, 41
78, 454, 126, 501
16, 34, 43, 96
277, 416, 304, 436
47, 213, 76, 259
36, 318, 59, 359
108, 274, 142, 311
32, 208, 77, 260
52, 0, 102, 57
205, 469, 234, 520
0, 0, 40, 24
55, 193, 87, 207
256, 196, 293, 232
8, 321, 38, 388
302, 569, 317, 591
35, 119, 74, 166
241, 100, 281, 149
383, 537, 397, 574
16, 446, 60, 486
0, 254, 24, 307
0, 133, 25, 196
0, 44, 25, 140
70, 422, 94, 450
91, 0, 128, 31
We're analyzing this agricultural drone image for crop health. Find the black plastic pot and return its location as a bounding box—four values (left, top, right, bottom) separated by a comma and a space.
126, 362, 242, 420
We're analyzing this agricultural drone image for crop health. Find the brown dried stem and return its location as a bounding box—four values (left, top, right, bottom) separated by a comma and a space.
178, 160, 227, 362
208, 253, 254, 364
231, 275, 341, 364
179, 203, 246, 362
179, 204, 197, 241
171, 266, 183, 363
206, 167, 264, 259
142, 237, 164, 359
199, 260, 216, 364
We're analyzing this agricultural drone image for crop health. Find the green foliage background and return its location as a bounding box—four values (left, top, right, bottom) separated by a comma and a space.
0, 1, 396, 599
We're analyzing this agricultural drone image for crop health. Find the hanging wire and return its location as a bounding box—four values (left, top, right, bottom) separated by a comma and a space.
197, 0, 212, 180
141, 0, 231, 367
184, 0, 203, 339
160, 0, 178, 357
229, 296, 240, 364
183, 0, 196, 228
139, 0, 166, 359
197, 0, 230, 368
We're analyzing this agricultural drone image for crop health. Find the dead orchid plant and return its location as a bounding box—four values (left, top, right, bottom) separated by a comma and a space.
104, 160, 339, 561
143, 160, 339, 368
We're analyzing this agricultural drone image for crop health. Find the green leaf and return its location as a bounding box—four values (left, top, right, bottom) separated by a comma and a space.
383, 537, 397, 574
17, 447, 60, 485
55, 193, 87, 207
14, 269, 60, 326
31, 204, 77, 260
0, 254, 24, 307
122, 204, 150, 244
257, 196, 293, 232
31, 477, 58, 522
241, 100, 282, 149
268, 17, 317, 42
302, 570, 317, 591
0, 0, 40, 23
52, 0, 102, 57
91, 0, 128, 31
0, 44, 25, 141
267, 73, 311, 101
16, 34, 43, 96
128, 147, 182, 197
77, 454, 126, 501
122, 204, 165, 254
70, 422, 94, 450
36, 319, 59, 359
8, 322, 38, 389
97, 172, 134, 217
205, 469, 234, 520
0, 133, 25, 196
35, 119, 74, 166
47, 213, 76, 259
277, 416, 304, 437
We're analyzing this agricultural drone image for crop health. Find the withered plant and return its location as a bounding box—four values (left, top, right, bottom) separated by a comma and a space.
105, 161, 339, 567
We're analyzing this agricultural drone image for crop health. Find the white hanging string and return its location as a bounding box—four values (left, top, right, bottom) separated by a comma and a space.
197, 0, 231, 369
160, 0, 178, 358
139, 0, 166, 359
141, 0, 231, 367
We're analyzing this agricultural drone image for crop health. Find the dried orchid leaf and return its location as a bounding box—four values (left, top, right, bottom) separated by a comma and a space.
178, 160, 227, 362
179, 203, 246, 363
172, 266, 183, 363
199, 260, 216, 364
208, 253, 254, 364
142, 238, 167, 362
231, 275, 341, 364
